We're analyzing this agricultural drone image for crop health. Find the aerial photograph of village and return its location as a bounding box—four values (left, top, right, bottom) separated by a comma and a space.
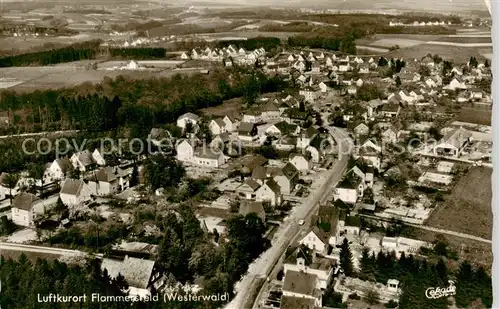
0, 0, 494, 308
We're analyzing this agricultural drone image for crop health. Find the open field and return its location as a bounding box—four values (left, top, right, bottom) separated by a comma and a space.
0, 65, 202, 92
200, 97, 243, 119
385, 43, 491, 62
427, 167, 492, 240
457, 107, 491, 125
439, 36, 491, 44
1, 249, 62, 262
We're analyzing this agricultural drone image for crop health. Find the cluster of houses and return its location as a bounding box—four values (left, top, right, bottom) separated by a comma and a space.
388, 20, 452, 27
181, 45, 266, 66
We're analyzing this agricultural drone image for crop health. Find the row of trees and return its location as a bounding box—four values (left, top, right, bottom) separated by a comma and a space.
109, 47, 166, 59
287, 35, 357, 54
337, 241, 492, 309
0, 40, 101, 67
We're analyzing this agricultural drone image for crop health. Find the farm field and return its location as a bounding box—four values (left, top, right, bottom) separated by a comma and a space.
429, 36, 491, 44
0, 65, 201, 92
457, 107, 491, 125
385, 43, 490, 62
426, 167, 492, 240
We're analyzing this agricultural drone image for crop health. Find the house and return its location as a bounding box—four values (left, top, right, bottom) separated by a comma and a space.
347, 164, 374, 188
342, 216, 361, 235
359, 64, 370, 74
209, 118, 227, 136
272, 162, 299, 195
223, 115, 238, 132
236, 178, 261, 200
299, 86, 319, 102
242, 110, 261, 124
299, 227, 333, 255
101, 256, 164, 297
381, 127, 398, 144
316, 204, 341, 244
88, 166, 130, 196
11, 192, 52, 227
445, 77, 467, 91
46, 158, 72, 182
282, 270, 322, 307
177, 112, 200, 130
398, 90, 415, 104
92, 149, 106, 166
193, 150, 225, 168
379, 103, 401, 118
425, 77, 439, 88
239, 200, 265, 223
333, 176, 364, 204
126, 60, 140, 70
353, 123, 369, 136
238, 122, 258, 142
283, 256, 334, 291
260, 100, 281, 121
358, 139, 382, 170
59, 179, 92, 207
265, 121, 299, 136
290, 154, 313, 173
297, 127, 318, 149
176, 139, 196, 163
255, 179, 282, 206
338, 61, 351, 72
433, 127, 472, 157
180, 52, 189, 60
306, 133, 336, 164
149, 128, 172, 147
70, 150, 96, 173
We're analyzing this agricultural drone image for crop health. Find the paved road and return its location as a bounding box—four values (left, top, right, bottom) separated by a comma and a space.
225, 127, 352, 309
0, 242, 99, 257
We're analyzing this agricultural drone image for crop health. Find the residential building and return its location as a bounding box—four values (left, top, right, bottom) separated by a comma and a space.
238, 122, 258, 142
333, 176, 364, 204
272, 163, 299, 195
193, 150, 225, 168
297, 127, 318, 149
265, 121, 299, 136
11, 192, 52, 227
353, 123, 369, 136
59, 179, 92, 207
177, 112, 200, 130
70, 150, 96, 172
282, 270, 322, 307
255, 179, 282, 206
101, 256, 164, 297
432, 127, 472, 157
299, 227, 333, 256
46, 158, 72, 182
209, 119, 227, 136
92, 149, 106, 166
223, 115, 238, 132
176, 139, 196, 163
289, 154, 313, 173
283, 257, 334, 290
236, 178, 261, 200
239, 200, 265, 223
87, 166, 130, 196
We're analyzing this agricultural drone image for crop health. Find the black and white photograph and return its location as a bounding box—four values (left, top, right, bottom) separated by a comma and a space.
0, 0, 495, 308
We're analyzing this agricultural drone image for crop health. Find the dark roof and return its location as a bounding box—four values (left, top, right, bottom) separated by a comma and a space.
244, 178, 261, 191
251, 165, 267, 180
277, 162, 299, 180
303, 126, 318, 138
273, 121, 298, 135
381, 103, 400, 113
337, 176, 361, 189
344, 215, 361, 227
260, 100, 280, 112
317, 205, 339, 233
282, 270, 317, 296
238, 122, 256, 134
55, 158, 72, 173
239, 201, 265, 222
12, 192, 40, 211
150, 128, 171, 140
60, 179, 85, 196
280, 296, 315, 309
264, 179, 281, 194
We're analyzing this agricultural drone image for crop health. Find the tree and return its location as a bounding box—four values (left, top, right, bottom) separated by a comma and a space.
143, 155, 185, 191
0, 215, 16, 236
395, 76, 402, 87
359, 247, 376, 281
213, 228, 220, 243
484, 59, 489, 68
3, 173, 19, 204
130, 164, 139, 187
365, 288, 380, 305
339, 238, 354, 276
227, 213, 266, 261
378, 57, 388, 67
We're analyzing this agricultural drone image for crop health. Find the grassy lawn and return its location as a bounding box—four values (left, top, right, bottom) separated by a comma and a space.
426, 167, 492, 239
200, 97, 243, 120
385, 44, 490, 62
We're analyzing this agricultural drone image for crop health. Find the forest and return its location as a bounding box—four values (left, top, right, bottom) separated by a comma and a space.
0, 68, 288, 172
109, 47, 167, 59
0, 40, 102, 67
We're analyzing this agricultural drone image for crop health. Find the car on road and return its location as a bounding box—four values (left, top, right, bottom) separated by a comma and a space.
298, 219, 305, 226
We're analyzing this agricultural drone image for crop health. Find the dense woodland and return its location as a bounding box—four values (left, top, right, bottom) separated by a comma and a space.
109, 47, 166, 59
0, 68, 287, 172
0, 40, 102, 67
